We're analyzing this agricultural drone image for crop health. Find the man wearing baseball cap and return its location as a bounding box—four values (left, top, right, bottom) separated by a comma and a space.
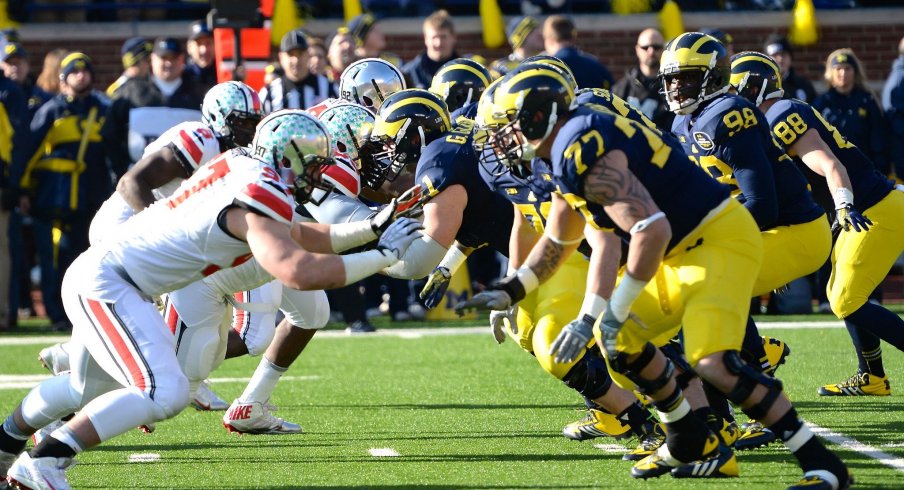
186, 20, 217, 93
106, 37, 152, 98
259, 29, 335, 112
764, 34, 816, 103
104, 37, 204, 178
490, 16, 543, 77
14, 52, 113, 333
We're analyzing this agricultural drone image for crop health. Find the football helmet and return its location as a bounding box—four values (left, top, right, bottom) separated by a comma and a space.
251, 110, 334, 204
522, 54, 578, 91
729, 51, 785, 107
201, 81, 263, 148
316, 102, 376, 167
659, 32, 730, 115
486, 64, 574, 169
339, 57, 406, 113
429, 58, 493, 112
367, 89, 450, 189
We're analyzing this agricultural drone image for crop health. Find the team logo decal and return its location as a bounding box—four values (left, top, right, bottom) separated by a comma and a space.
693, 132, 714, 150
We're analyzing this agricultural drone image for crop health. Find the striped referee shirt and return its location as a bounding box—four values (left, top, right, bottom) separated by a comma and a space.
259, 74, 336, 113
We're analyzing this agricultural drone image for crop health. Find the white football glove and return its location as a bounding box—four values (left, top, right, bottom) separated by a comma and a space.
489, 305, 518, 344
377, 218, 423, 259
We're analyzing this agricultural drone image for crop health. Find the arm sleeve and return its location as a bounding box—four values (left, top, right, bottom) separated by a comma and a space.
302, 190, 375, 224
15, 102, 55, 191
723, 128, 778, 229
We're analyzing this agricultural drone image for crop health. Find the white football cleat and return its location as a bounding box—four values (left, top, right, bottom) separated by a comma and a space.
191, 380, 229, 411
37, 344, 70, 375
30, 419, 65, 447
6, 452, 74, 490
222, 400, 303, 435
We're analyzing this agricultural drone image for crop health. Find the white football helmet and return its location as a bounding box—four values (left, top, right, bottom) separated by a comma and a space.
338, 58, 406, 113
251, 110, 333, 204
317, 102, 375, 167
201, 81, 263, 147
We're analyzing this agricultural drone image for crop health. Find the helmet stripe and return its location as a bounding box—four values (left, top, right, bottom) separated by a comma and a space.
388, 96, 451, 130
436, 63, 491, 88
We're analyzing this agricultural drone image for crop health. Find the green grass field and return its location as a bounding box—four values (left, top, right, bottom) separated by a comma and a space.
1, 316, 903, 489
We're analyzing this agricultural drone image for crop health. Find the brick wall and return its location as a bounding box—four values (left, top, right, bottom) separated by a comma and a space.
17, 10, 904, 94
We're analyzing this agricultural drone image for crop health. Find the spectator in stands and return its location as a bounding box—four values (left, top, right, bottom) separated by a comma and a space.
185, 20, 217, 93
814, 48, 890, 175
261, 29, 335, 113
700, 27, 735, 57
1, 43, 51, 118
611, 28, 673, 130
106, 37, 153, 98
347, 13, 404, 68
308, 37, 329, 77
402, 10, 460, 89
0, 36, 28, 331
542, 15, 613, 90
104, 37, 204, 178
326, 27, 358, 82
491, 16, 544, 77
35, 49, 67, 96
881, 35, 904, 179
764, 34, 817, 103
13, 53, 113, 332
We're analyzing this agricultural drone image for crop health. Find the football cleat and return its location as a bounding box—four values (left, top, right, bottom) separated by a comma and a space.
717, 418, 740, 448
818, 372, 891, 396
30, 419, 65, 447
734, 420, 776, 451
346, 321, 377, 334
671, 442, 739, 478
191, 380, 229, 411
223, 400, 303, 435
562, 409, 632, 441
37, 344, 70, 375
6, 452, 74, 490
762, 336, 791, 376
786, 469, 854, 490
623, 424, 666, 462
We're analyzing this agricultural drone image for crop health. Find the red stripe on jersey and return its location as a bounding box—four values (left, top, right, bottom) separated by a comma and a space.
86, 298, 147, 391
242, 183, 293, 222
164, 301, 179, 335
179, 130, 203, 165
323, 163, 359, 197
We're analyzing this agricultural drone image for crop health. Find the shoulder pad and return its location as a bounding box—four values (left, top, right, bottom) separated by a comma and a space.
235, 177, 295, 225
321, 153, 361, 198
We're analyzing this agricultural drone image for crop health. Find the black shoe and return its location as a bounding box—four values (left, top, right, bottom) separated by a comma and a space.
51, 320, 72, 332
346, 321, 376, 334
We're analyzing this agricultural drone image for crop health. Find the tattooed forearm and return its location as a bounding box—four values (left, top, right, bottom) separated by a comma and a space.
583, 150, 661, 233
525, 236, 566, 283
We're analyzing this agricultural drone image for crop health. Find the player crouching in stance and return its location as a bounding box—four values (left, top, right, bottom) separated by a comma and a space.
457, 67, 850, 489
0, 111, 423, 490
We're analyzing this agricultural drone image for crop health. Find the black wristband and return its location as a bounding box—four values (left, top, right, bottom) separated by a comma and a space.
494, 275, 527, 304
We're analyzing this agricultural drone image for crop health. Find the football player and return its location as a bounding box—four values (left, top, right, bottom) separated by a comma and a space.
0, 111, 423, 489
457, 66, 850, 488
429, 57, 493, 117
731, 51, 904, 397
40, 81, 265, 411
660, 33, 826, 449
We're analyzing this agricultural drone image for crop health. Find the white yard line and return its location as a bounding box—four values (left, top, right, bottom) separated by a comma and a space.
807, 423, 904, 474
368, 448, 400, 457
593, 443, 627, 454
0, 321, 847, 347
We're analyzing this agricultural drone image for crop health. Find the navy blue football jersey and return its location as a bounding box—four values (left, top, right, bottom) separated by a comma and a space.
415, 119, 514, 253
765, 99, 894, 214
672, 94, 823, 229
550, 106, 730, 252
451, 102, 478, 122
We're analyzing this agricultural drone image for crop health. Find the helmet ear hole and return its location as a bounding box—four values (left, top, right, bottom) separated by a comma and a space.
336, 141, 347, 153
362, 96, 374, 108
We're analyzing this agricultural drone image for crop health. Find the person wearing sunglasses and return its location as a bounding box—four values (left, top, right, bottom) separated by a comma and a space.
611, 28, 673, 131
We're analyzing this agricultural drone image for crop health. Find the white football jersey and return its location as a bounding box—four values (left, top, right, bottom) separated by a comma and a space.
105, 148, 294, 297
89, 121, 222, 245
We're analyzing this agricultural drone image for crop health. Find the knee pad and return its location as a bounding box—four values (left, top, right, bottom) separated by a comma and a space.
281, 289, 330, 330
150, 370, 191, 419
723, 350, 784, 420
176, 324, 223, 384
561, 348, 613, 400
623, 343, 675, 395
659, 339, 696, 389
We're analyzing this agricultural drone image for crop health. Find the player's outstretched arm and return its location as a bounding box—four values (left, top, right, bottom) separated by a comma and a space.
118, 146, 190, 212
232, 208, 423, 290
